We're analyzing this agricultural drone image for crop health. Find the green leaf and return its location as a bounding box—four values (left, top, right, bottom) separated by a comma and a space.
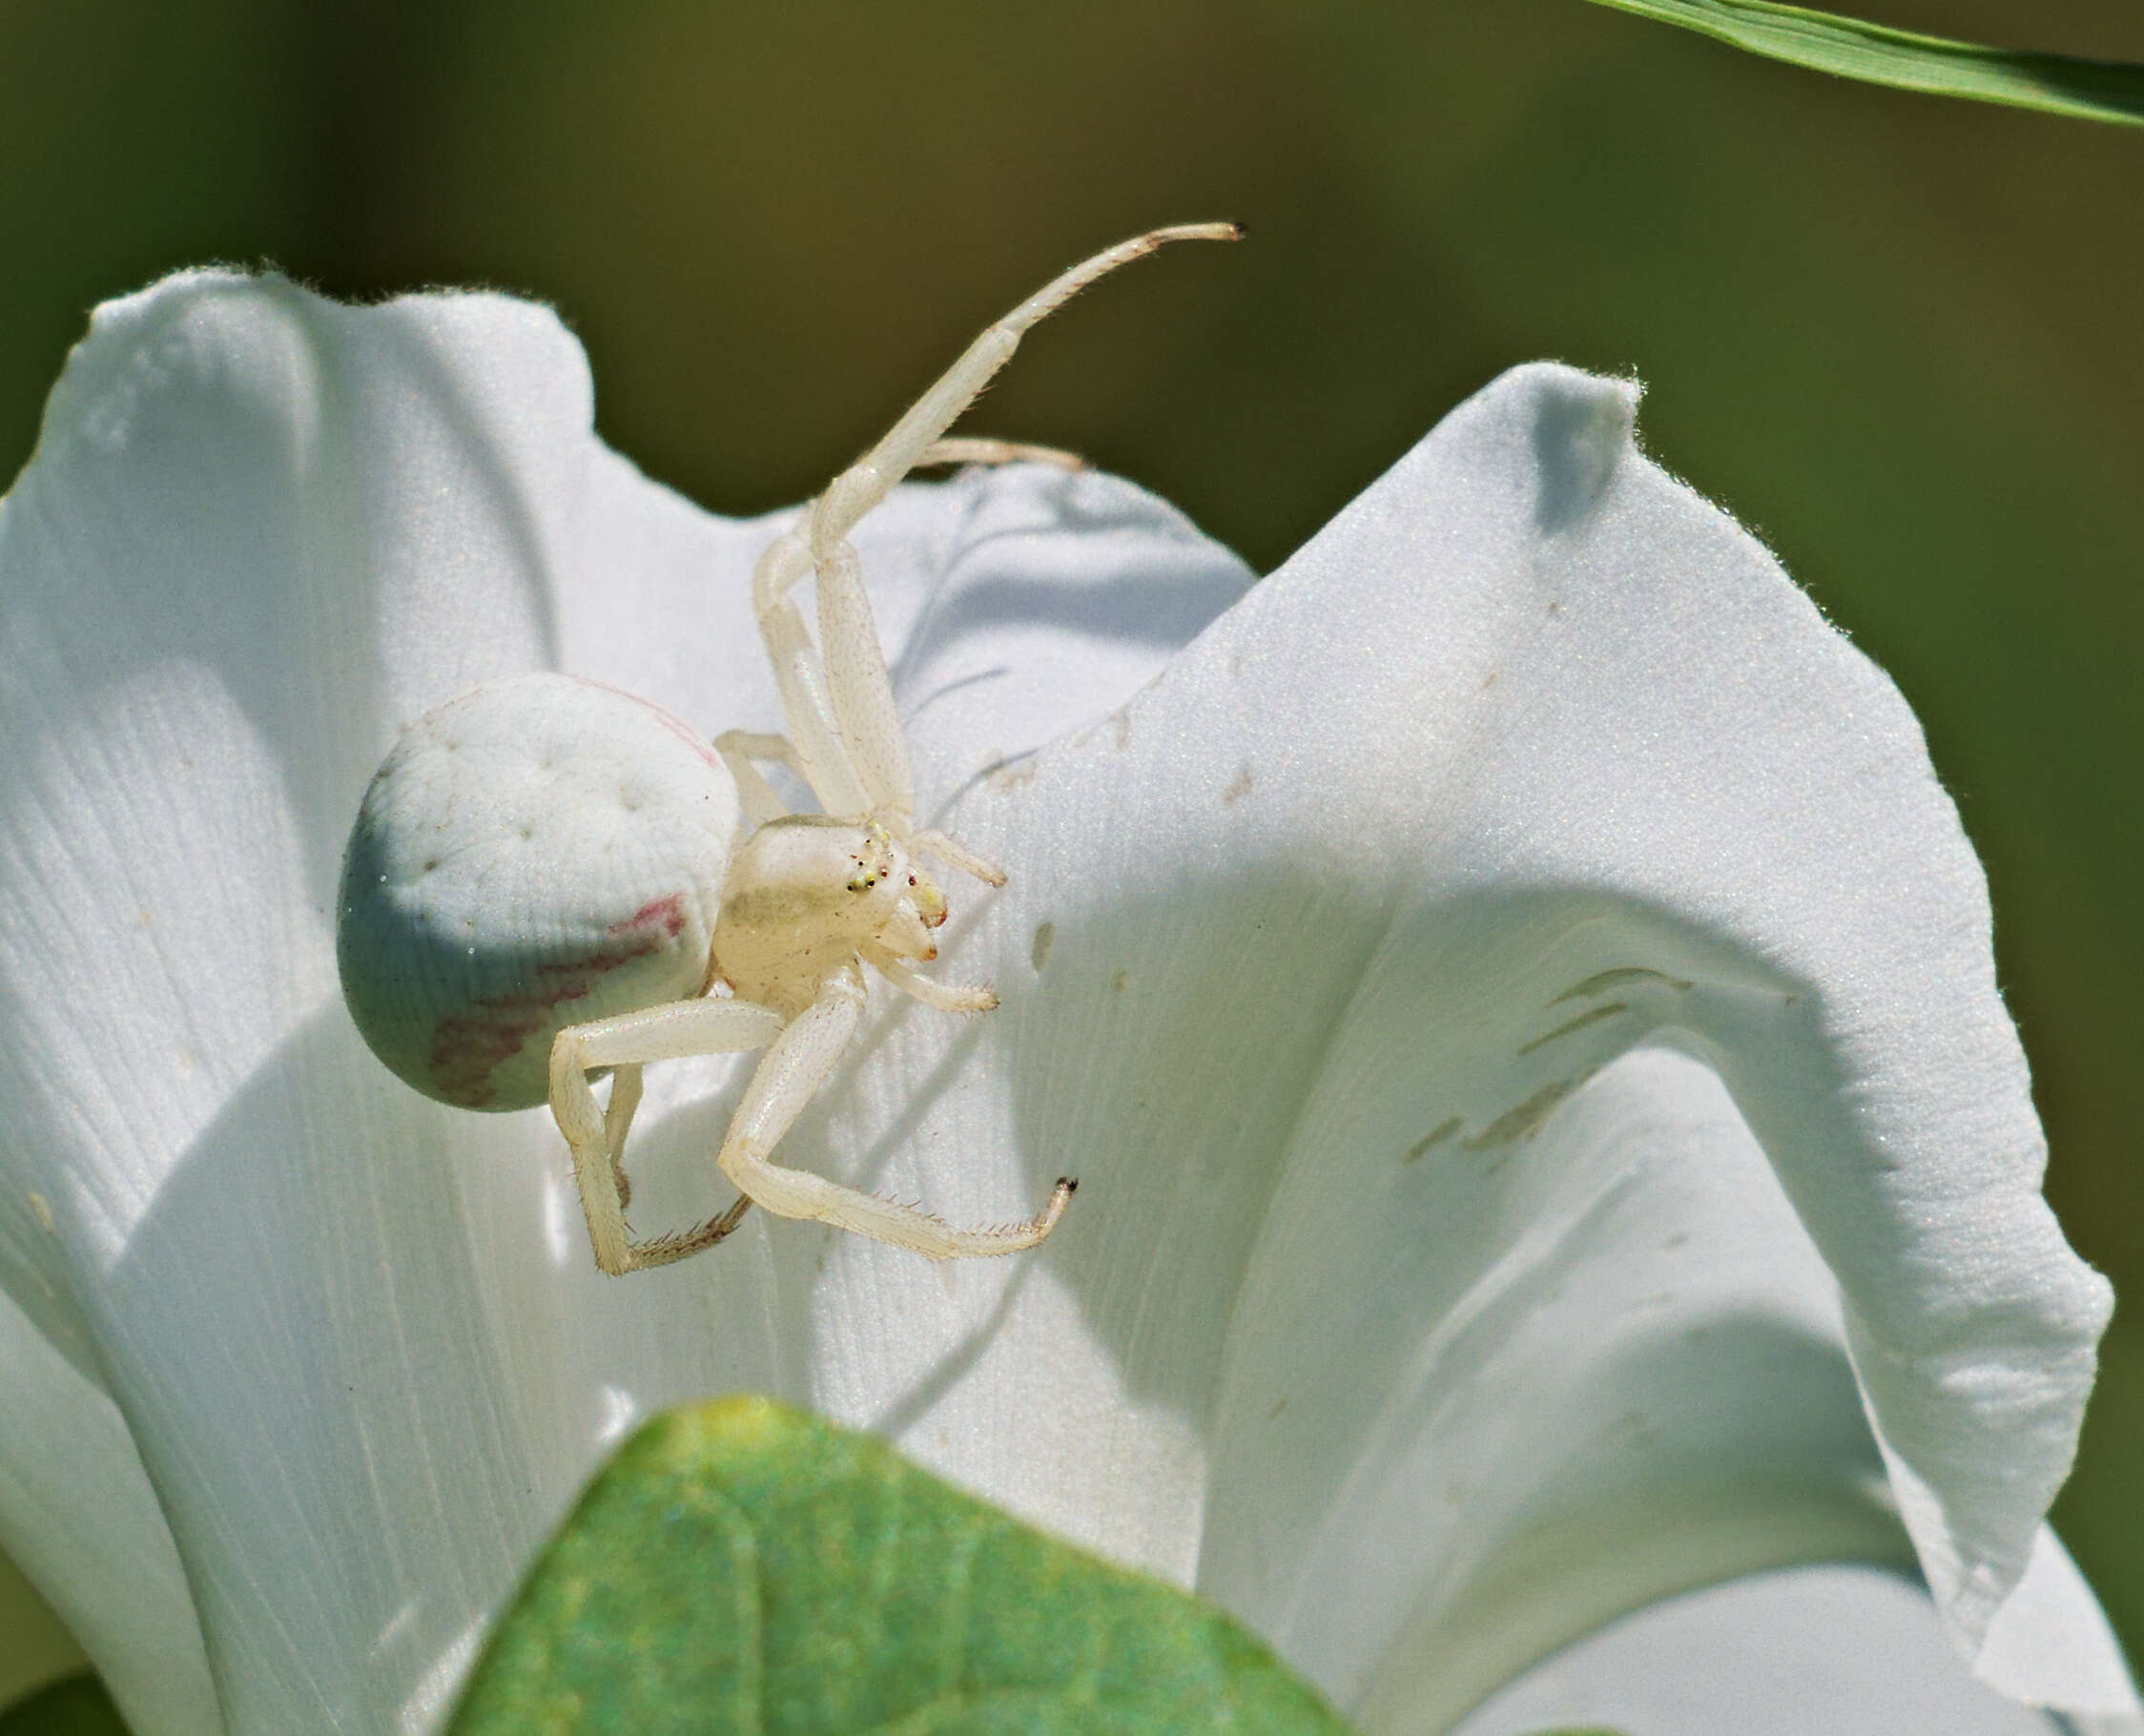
1577, 0, 2144, 128
0, 1675, 130, 1736
451, 1395, 1356, 1735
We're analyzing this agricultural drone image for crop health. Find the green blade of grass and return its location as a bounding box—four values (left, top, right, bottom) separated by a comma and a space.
1579, 0, 2144, 127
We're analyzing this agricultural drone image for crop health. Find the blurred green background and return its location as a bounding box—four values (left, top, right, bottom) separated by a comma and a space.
1, 0, 2137, 1707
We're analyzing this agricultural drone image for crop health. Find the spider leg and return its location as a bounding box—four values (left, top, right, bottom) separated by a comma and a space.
713, 729, 804, 827
603, 1062, 643, 1209
809, 534, 916, 821
750, 527, 873, 818
550, 996, 788, 1274
916, 437, 1084, 471
780, 224, 1241, 827
910, 828, 1006, 888
865, 946, 998, 1014
718, 966, 1072, 1258
808, 224, 1240, 554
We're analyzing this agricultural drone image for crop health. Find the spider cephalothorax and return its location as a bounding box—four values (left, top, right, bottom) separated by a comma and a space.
712, 817, 954, 1018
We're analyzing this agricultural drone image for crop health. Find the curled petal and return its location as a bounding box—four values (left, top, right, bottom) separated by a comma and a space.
817, 365, 2124, 1725
1452, 1563, 2072, 1736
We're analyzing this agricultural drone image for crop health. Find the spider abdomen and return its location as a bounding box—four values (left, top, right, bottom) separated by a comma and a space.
338, 672, 739, 1111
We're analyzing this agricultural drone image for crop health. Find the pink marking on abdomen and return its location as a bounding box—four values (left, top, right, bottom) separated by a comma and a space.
427, 895, 697, 1107
612, 894, 687, 941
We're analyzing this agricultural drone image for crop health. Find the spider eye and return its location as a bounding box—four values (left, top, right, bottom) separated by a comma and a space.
908, 875, 917, 886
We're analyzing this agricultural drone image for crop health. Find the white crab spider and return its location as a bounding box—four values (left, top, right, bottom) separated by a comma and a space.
338, 221, 1240, 1274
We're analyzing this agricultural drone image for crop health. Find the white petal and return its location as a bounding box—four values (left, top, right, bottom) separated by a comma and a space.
1977, 1527, 2143, 1720
0, 273, 1245, 1733
566, 441, 1250, 797
0, 272, 626, 1732
1232, 1047, 1911, 1730
1451, 1566, 2063, 1736
815, 364, 2116, 1719
4, 267, 2113, 1733
0, 1289, 216, 1736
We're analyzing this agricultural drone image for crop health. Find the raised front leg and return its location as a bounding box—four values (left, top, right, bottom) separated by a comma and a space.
718, 966, 1074, 1259
752, 224, 1241, 827
750, 527, 874, 819
807, 224, 1242, 555
550, 995, 789, 1274
713, 729, 805, 827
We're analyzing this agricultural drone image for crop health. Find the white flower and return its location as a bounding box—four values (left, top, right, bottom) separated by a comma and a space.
0, 272, 2133, 1736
